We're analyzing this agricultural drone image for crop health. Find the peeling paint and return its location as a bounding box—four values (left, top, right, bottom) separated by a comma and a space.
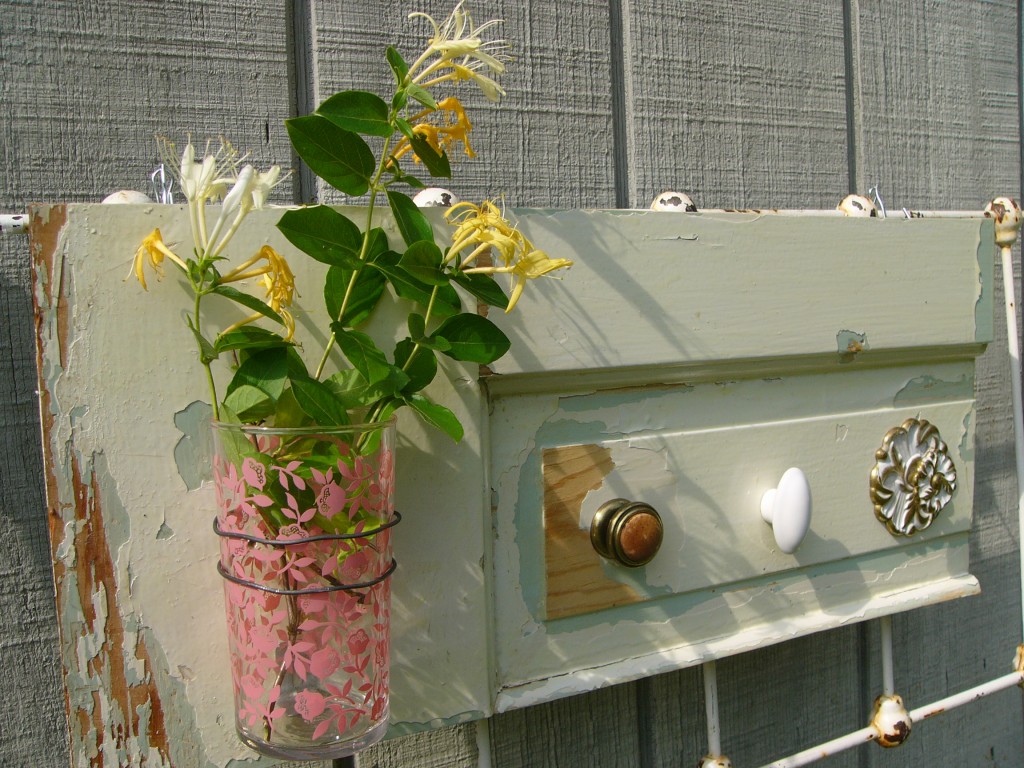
837, 329, 868, 362
173, 400, 213, 491
893, 374, 973, 406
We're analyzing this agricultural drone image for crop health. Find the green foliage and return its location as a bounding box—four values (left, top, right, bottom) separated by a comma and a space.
318, 90, 393, 137
188, 14, 531, 444
434, 314, 510, 364
285, 115, 375, 196
277, 206, 363, 268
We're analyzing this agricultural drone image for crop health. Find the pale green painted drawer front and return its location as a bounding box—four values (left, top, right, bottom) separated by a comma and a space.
485, 211, 992, 711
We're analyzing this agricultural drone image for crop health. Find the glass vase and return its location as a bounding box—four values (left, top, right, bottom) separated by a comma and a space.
210, 418, 397, 760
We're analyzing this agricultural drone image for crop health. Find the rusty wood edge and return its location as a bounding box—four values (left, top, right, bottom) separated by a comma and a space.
28, 205, 174, 767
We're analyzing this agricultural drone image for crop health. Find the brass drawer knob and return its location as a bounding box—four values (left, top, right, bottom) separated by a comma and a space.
590, 498, 664, 567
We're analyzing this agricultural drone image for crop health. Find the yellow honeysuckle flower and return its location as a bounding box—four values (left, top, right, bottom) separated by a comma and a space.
410, 2, 506, 67
259, 247, 297, 311
502, 248, 575, 312
446, 200, 520, 261
129, 228, 187, 290
222, 247, 296, 305
447, 200, 573, 311
392, 96, 476, 165
219, 246, 297, 339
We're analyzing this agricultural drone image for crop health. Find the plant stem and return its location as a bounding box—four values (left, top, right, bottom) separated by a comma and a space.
313, 134, 396, 381
194, 288, 221, 420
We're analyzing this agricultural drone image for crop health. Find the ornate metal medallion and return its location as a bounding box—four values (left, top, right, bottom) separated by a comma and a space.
870, 418, 956, 536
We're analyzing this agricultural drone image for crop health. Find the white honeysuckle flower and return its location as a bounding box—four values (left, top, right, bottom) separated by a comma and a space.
250, 165, 283, 210
409, 2, 509, 102
223, 165, 257, 216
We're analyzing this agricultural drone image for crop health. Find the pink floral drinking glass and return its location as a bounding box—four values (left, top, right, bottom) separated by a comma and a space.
210, 418, 397, 760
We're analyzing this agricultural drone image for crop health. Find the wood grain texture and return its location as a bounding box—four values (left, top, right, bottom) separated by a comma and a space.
361, 723, 480, 768
0, 1, 295, 209
311, 0, 616, 207
489, 683, 641, 768
623, 0, 850, 210
855, 0, 1020, 207
542, 444, 643, 619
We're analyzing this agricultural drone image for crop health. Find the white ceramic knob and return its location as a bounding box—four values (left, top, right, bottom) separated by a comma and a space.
760, 467, 812, 554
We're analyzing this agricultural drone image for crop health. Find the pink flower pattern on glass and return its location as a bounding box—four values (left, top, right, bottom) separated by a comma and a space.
212, 428, 395, 749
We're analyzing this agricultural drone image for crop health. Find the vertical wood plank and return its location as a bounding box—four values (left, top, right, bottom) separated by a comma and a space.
362, 725, 480, 768
488, 684, 641, 768
310, 0, 616, 208
0, 234, 68, 765
855, 0, 1020, 206
623, 3, 862, 766
0, 1, 295, 765
855, 2, 1023, 765
623, 0, 850, 210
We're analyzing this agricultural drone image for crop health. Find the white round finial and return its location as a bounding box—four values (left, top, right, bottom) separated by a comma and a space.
837, 193, 877, 217
413, 187, 460, 208
650, 191, 697, 212
871, 694, 912, 748
102, 190, 153, 204
985, 197, 1022, 248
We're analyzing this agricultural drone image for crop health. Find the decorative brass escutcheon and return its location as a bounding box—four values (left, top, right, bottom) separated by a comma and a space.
870, 417, 957, 536
590, 498, 664, 567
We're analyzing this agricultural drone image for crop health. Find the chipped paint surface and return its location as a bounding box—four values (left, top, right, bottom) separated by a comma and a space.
30, 204, 995, 742
30, 204, 493, 765
487, 211, 989, 708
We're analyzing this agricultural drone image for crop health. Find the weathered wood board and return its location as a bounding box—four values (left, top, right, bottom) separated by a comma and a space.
29, 203, 493, 766
30, 200, 1000, 765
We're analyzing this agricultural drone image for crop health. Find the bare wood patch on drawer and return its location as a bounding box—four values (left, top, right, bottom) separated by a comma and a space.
543, 444, 644, 619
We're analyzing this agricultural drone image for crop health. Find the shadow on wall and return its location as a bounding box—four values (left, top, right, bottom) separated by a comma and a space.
0, 236, 69, 763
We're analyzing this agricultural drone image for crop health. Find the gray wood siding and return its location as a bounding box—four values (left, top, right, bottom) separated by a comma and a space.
1, 2, 1021, 767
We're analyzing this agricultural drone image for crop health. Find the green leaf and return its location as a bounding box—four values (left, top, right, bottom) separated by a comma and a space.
325, 263, 387, 327
214, 326, 292, 355
386, 46, 409, 84
387, 190, 435, 247
290, 377, 351, 426
395, 117, 415, 140
452, 272, 510, 310
325, 369, 407, 409
226, 346, 289, 399
332, 327, 393, 384
408, 132, 451, 178
186, 317, 218, 364
223, 384, 276, 421
212, 285, 284, 326
286, 114, 374, 195
405, 394, 464, 442
399, 241, 448, 286
406, 83, 438, 110
318, 90, 393, 137
372, 251, 462, 317
407, 313, 426, 341
394, 338, 438, 394
400, 174, 426, 189
277, 206, 363, 267
435, 313, 511, 364
273, 387, 309, 428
